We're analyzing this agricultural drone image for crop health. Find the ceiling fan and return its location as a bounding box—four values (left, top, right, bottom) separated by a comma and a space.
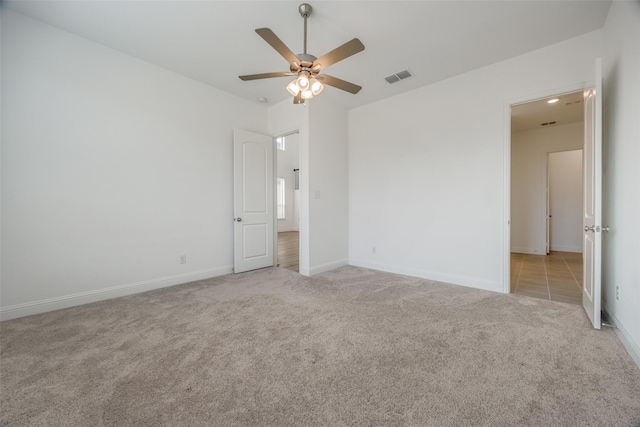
239, 3, 365, 104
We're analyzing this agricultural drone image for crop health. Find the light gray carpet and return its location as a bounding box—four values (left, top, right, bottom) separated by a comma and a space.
1, 266, 639, 426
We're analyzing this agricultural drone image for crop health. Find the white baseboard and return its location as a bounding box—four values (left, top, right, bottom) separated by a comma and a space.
511, 246, 582, 255
550, 245, 582, 253
308, 259, 349, 276
603, 303, 640, 370
348, 259, 502, 293
511, 247, 545, 255
0, 266, 233, 321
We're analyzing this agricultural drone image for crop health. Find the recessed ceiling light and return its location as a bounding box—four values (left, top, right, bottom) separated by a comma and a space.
547, 98, 560, 104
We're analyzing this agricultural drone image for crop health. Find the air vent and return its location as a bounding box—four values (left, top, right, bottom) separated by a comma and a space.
385, 69, 413, 84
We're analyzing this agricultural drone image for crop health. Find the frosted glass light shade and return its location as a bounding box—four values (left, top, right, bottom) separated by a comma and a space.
288, 73, 324, 101
310, 78, 324, 96
286, 79, 300, 96
296, 71, 310, 90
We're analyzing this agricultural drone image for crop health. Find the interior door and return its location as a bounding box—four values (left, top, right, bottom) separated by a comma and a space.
582, 58, 603, 329
233, 129, 274, 273
546, 161, 551, 255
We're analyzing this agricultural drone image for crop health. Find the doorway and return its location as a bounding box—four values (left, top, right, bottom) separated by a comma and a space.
275, 132, 300, 272
509, 90, 584, 304
548, 149, 583, 254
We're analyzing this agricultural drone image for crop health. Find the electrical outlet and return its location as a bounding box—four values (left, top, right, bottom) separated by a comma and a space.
616, 285, 620, 301
180, 255, 187, 264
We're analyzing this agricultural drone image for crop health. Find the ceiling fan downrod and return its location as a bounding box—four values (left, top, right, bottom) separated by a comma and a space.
299, 3, 312, 55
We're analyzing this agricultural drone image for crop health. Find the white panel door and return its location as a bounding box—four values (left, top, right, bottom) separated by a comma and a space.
233, 129, 274, 273
582, 58, 603, 329
546, 164, 551, 255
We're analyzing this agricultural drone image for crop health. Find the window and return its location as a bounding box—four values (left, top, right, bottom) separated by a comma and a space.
277, 177, 286, 219
276, 137, 285, 151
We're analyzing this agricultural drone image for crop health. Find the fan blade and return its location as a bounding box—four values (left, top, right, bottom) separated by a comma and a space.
255, 28, 300, 66
317, 74, 362, 94
239, 72, 294, 81
311, 38, 365, 72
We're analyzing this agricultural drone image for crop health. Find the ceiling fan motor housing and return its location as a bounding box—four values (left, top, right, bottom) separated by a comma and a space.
291, 53, 317, 72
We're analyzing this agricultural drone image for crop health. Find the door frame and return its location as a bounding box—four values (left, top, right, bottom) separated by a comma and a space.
503, 83, 586, 294
273, 129, 301, 269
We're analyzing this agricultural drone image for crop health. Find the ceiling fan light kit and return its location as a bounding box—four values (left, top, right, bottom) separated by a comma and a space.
239, 3, 364, 104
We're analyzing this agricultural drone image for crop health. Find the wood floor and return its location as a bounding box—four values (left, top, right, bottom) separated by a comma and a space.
511, 251, 583, 305
277, 231, 299, 272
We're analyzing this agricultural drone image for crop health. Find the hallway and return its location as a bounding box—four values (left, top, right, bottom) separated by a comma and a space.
277, 231, 299, 272
511, 251, 583, 305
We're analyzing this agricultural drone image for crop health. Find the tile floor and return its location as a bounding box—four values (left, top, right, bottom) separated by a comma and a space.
511, 251, 583, 305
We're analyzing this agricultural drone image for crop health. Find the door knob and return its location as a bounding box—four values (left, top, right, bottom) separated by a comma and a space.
602, 226, 610, 232
584, 225, 595, 232
235, 217, 242, 222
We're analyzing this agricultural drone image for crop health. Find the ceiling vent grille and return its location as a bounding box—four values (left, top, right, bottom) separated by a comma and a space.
385, 69, 413, 84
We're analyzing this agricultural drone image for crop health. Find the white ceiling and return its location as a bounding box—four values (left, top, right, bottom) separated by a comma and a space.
4, 1, 612, 110
512, 90, 585, 132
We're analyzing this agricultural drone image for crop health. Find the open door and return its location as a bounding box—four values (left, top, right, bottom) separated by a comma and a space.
233, 129, 274, 273
546, 162, 550, 255
582, 58, 603, 329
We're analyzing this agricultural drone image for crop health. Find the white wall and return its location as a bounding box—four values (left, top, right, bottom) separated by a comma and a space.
307, 96, 349, 275
276, 133, 299, 232
0, 11, 268, 319
511, 123, 583, 254
549, 150, 583, 252
602, 0, 640, 366
349, 30, 602, 293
